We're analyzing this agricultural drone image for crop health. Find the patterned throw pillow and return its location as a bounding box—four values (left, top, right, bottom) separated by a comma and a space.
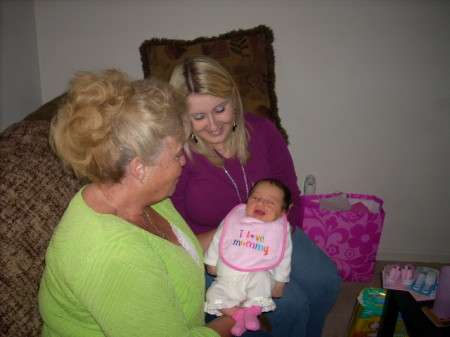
139, 25, 288, 143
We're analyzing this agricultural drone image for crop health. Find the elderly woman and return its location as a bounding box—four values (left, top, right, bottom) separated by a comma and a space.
38, 69, 236, 336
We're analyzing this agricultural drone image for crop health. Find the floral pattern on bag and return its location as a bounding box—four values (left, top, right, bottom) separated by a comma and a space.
301, 193, 385, 282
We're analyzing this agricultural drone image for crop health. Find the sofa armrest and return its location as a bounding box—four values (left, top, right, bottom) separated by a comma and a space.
24, 93, 66, 122
0, 119, 84, 336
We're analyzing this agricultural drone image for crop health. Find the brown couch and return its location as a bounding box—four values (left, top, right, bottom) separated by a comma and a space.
0, 95, 87, 336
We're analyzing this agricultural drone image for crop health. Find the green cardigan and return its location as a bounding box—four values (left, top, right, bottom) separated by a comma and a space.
39, 188, 217, 337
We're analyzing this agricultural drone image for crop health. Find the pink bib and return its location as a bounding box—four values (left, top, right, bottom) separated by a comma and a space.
219, 204, 288, 272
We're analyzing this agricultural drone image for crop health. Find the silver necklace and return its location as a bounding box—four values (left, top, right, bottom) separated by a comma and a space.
222, 162, 249, 204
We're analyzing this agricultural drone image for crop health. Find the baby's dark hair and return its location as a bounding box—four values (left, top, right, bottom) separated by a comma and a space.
248, 178, 292, 212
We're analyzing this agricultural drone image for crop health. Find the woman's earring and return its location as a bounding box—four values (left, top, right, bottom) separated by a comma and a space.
191, 133, 198, 143
232, 108, 237, 132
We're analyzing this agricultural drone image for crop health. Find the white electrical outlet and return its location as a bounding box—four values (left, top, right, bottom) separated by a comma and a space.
303, 174, 316, 195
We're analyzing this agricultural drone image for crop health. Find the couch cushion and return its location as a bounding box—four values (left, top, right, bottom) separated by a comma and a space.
0, 120, 84, 336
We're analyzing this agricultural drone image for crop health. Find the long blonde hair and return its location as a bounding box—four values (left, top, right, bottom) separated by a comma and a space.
170, 55, 250, 167
50, 69, 189, 183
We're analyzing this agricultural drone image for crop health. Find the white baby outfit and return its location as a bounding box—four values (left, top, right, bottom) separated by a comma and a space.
204, 204, 292, 315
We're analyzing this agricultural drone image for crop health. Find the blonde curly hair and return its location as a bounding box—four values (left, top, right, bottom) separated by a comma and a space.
50, 69, 189, 183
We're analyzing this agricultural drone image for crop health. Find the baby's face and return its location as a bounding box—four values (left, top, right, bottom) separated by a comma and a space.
246, 182, 285, 222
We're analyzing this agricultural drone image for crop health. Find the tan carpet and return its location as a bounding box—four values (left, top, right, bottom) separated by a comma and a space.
322, 260, 448, 337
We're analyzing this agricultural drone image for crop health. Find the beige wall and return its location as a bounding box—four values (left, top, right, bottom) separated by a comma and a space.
2, 0, 450, 262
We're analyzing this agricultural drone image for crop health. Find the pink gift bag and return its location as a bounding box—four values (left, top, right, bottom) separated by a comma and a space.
300, 193, 385, 282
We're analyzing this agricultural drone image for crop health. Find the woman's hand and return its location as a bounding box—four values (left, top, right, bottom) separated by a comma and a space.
205, 315, 235, 337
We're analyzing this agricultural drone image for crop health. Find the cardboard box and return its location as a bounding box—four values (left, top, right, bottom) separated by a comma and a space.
346, 288, 409, 337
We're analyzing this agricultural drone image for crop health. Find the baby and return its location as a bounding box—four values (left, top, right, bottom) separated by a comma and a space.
204, 178, 293, 336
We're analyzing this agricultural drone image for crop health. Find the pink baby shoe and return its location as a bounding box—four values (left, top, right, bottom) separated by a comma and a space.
384, 264, 401, 283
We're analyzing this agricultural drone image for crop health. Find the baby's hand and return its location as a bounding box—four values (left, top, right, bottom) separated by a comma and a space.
206, 264, 217, 276
271, 282, 286, 298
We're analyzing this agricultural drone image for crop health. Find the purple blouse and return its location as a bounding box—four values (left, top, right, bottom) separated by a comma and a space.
171, 113, 302, 234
